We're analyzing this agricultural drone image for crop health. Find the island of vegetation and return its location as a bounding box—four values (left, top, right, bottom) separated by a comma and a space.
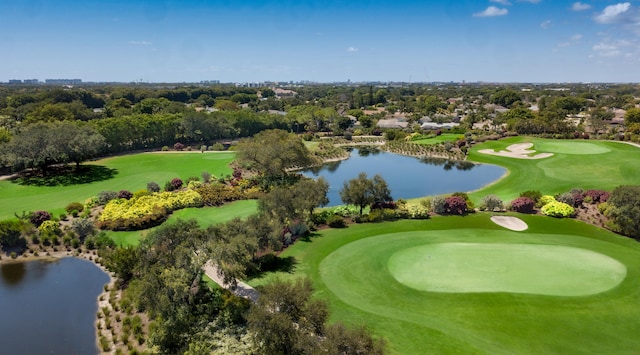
1, 82, 640, 354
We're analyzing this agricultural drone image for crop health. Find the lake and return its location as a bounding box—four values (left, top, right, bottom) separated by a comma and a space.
302, 148, 506, 206
0, 257, 109, 354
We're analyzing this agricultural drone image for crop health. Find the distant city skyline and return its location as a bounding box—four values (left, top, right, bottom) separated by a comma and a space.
2, 1, 640, 83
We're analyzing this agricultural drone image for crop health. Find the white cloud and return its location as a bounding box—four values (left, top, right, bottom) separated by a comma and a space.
346, 46, 358, 53
592, 39, 633, 57
519, 0, 541, 3
490, 0, 511, 5
129, 40, 152, 46
571, 2, 591, 11
594, 2, 631, 24
571, 34, 583, 41
473, 6, 508, 17
540, 20, 552, 29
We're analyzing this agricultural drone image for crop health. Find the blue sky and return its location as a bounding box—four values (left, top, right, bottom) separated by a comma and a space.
1, 0, 640, 83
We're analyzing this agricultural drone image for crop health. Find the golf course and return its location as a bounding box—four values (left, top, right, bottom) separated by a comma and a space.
1, 136, 640, 353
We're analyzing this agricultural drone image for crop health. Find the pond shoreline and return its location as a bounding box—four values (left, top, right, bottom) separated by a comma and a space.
1, 250, 115, 354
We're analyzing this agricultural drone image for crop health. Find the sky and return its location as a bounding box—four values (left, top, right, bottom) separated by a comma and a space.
1, 0, 640, 83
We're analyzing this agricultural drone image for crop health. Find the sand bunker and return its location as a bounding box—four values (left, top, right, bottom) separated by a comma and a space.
490, 216, 528, 231
479, 143, 553, 159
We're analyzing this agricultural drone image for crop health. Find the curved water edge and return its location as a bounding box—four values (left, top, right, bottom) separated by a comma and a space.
0, 255, 112, 354
302, 148, 507, 206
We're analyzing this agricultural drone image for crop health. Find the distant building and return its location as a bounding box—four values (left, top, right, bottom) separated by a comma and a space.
273, 88, 298, 98
377, 118, 409, 129
8, 80, 22, 84
23, 79, 39, 84
45, 79, 82, 85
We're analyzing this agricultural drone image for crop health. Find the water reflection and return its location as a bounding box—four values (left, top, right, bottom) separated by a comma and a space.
301, 148, 505, 206
0, 263, 25, 286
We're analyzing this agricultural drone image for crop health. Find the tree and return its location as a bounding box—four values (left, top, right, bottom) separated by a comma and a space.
1, 121, 105, 171
625, 107, 640, 126
236, 129, 315, 178
340, 173, 392, 215
491, 89, 522, 108
605, 185, 640, 238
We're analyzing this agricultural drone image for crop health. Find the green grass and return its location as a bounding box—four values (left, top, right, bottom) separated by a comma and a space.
412, 133, 462, 145
468, 137, 640, 203
248, 214, 640, 354
104, 200, 258, 246
0, 151, 235, 220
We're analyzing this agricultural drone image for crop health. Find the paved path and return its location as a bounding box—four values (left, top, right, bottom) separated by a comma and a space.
203, 261, 259, 303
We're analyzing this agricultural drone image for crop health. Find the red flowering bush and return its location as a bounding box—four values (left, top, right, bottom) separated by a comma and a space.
173, 142, 185, 151
30, 210, 52, 227
510, 197, 535, 213
118, 190, 133, 200
445, 196, 467, 215
584, 190, 610, 203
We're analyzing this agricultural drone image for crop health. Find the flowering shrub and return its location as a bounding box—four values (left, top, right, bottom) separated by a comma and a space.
118, 190, 133, 200
541, 201, 574, 218
445, 196, 468, 215
174, 142, 185, 151
38, 220, 60, 236
539, 195, 556, 207
195, 184, 245, 206
396, 203, 430, 219
187, 180, 203, 189
431, 196, 447, 214
98, 190, 203, 230
30, 210, 52, 227
584, 190, 610, 203
509, 197, 535, 213
171, 178, 183, 190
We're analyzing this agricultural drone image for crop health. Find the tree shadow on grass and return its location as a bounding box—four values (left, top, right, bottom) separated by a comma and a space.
11, 165, 118, 186
248, 254, 297, 278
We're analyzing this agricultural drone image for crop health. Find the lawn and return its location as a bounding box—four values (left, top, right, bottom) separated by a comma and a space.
0, 151, 235, 220
412, 133, 463, 145
248, 214, 640, 354
467, 137, 640, 203
105, 199, 258, 246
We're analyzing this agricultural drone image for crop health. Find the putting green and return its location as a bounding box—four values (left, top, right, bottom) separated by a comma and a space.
388, 243, 626, 296
534, 141, 611, 155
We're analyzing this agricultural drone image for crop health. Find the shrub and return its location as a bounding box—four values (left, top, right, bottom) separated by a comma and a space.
201, 171, 212, 183
185, 176, 200, 184
97, 191, 118, 205
327, 215, 347, 228
195, 184, 244, 206
118, 190, 133, 200
452, 192, 474, 211
59, 213, 68, 221
367, 208, 396, 222
397, 203, 430, 219
432, 196, 447, 214
541, 201, 575, 218
187, 180, 202, 189
65, 202, 84, 214
170, 178, 183, 190
133, 189, 149, 199
161, 145, 169, 151
509, 197, 535, 213
584, 189, 610, 203
38, 220, 60, 236
146, 181, 161, 193
173, 142, 184, 151
72, 218, 96, 239
30, 210, 51, 227
481, 195, 503, 211
519, 190, 542, 203
555, 192, 575, 207
538, 195, 556, 207
211, 142, 225, 151
0, 219, 24, 247
445, 196, 467, 215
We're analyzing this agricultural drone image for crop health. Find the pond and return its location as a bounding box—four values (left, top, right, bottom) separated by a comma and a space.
302, 148, 506, 206
0, 257, 109, 354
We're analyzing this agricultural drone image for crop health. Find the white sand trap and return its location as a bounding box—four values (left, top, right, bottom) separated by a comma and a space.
491, 216, 528, 231
479, 143, 553, 159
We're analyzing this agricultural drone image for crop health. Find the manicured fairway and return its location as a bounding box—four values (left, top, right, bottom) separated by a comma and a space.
468, 137, 640, 203
0, 152, 235, 219
413, 133, 462, 145
249, 214, 640, 354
